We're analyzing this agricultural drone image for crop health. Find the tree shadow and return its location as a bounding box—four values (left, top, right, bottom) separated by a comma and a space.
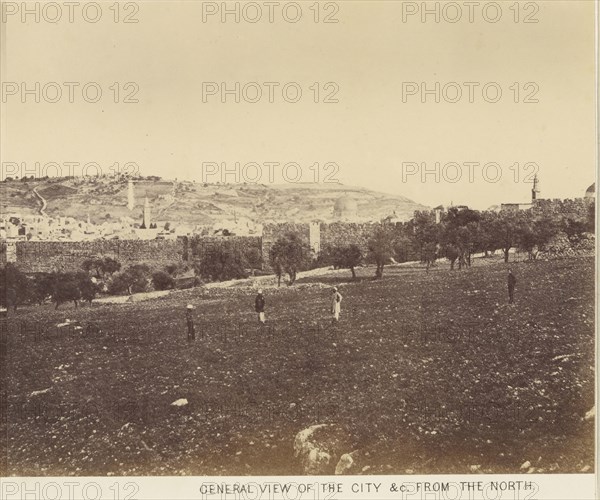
295, 275, 371, 286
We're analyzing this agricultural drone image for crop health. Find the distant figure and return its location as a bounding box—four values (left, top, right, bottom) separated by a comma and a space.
186, 304, 195, 341
331, 287, 343, 322
255, 289, 266, 324
507, 270, 517, 304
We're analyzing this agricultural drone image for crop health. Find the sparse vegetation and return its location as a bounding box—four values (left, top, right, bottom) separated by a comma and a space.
0, 256, 594, 475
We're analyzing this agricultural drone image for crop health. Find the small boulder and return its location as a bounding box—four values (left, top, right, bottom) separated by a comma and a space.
30, 388, 51, 397
293, 424, 353, 475
520, 461, 531, 470
335, 453, 354, 475
171, 398, 188, 407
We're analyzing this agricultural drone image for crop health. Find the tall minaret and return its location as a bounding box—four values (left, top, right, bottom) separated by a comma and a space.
127, 180, 135, 211
142, 196, 151, 229
531, 174, 540, 202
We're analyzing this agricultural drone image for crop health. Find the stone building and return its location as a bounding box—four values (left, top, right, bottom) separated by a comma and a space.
501, 174, 541, 212
585, 183, 595, 201
333, 194, 358, 220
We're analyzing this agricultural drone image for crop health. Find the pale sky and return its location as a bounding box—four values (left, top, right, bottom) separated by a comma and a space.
1, 0, 596, 209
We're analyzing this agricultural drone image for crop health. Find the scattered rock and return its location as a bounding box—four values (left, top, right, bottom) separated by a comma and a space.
171, 398, 188, 407
584, 407, 595, 421
30, 388, 51, 397
581, 465, 591, 473
293, 424, 353, 475
294, 425, 332, 474
520, 461, 531, 470
334, 453, 354, 475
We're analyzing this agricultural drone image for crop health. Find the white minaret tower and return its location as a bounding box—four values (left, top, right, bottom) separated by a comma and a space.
531, 174, 540, 202
128, 180, 135, 211
142, 196, 151, 228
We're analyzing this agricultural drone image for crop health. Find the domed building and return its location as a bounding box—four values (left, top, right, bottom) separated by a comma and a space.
585, 183, 595, 200
333, 194, 358, 220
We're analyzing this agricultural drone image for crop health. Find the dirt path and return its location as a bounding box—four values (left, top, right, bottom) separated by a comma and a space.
32, 186, 47, 216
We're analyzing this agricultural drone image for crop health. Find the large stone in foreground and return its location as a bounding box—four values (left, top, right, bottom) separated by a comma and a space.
293, 424, 354, 475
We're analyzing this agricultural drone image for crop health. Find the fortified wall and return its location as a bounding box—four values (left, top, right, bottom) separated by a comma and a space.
4, 199, 593, 274
261, 223, 311, 264
531, 198, 593, 220
320, 222, 381, 254
12, 239, 185, 273
183, 235, 262, 263
6, 222, 394, 274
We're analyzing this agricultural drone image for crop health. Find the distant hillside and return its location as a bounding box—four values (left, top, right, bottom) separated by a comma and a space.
0, 177, 429, 225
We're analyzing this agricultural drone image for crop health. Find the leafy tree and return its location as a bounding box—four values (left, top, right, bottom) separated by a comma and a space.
0, 264, 30, 311
478, 211, 501, 256
368, 226, 395, 279
152, 270, 175, 290
412, 211, 440, 263
195, 241, 249, 282
53, 274, 82, 309
82, 256, 121, 279
269, 252, 284, 287
245, 247, 263, 271
517, 214, 560, 260
489, 210, 521, 263
444, 244, 460, 270
422, 242, 437, 271
75, 271, 98, 304
331, 244, 362, 279
586, 201, 595, 233
563, 213, 593, 241
440, 208, 481, 268
108, 264, 151, 295
393, 233, 417, 264
30, 273, 55, 305
165, 263, 179, 277
269, 233, 310, 286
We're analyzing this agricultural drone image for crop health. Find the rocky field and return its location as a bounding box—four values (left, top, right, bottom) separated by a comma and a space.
0, 255, 595, 476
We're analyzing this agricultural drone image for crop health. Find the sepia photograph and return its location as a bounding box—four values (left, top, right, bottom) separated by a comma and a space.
0, 1, 597, 499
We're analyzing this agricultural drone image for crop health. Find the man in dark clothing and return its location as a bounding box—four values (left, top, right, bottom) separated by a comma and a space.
255, 290, 266, 324
507, 270, 517, 303
186, 304, 195, 341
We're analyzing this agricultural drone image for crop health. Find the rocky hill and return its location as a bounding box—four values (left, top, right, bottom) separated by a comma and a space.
0, 177, 428, 225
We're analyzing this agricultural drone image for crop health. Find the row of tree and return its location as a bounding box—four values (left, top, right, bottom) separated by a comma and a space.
1, 204, 594, 307
266, 205, 595, 283
0, 257, 187, 310
0, 265, 97, 310
409, 206, 594, 269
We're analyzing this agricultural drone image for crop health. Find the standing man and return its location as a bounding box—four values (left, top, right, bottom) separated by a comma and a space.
507, 270, 517, 304
331, 287, 342, 322
255, 289, 266, 324
186, 304, 196, 341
